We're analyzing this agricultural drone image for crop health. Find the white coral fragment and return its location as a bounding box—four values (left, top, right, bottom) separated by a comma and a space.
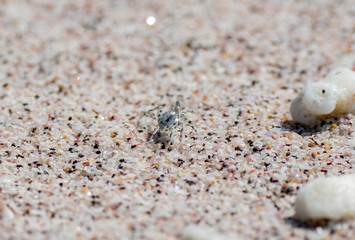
290, 67, 355, 125
295, 175, 355, 221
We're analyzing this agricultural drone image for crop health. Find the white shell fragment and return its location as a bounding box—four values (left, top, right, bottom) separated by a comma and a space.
290, 67, 355, 125
295, 175, 355, 221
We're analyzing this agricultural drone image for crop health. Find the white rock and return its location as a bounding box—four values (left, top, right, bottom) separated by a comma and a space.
295, 175, 355, 221
181, 225, 231, 240
2, 206, 15, 221
290, 67, 355, 125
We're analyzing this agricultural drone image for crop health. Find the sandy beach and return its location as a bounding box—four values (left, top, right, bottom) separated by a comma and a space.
0, 0, 354, 239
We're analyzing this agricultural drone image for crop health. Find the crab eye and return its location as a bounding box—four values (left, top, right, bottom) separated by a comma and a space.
166, 116, 174, 123
160, 115, 174, 126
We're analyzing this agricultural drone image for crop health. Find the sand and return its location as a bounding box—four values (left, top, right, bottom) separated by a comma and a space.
0, 0, 354, 239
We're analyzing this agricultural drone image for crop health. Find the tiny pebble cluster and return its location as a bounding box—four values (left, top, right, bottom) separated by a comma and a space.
0, 0, 354, 239
290, 67, 355, 126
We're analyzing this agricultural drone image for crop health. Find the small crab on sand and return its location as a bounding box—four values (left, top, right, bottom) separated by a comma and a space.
141, 101, 197, 146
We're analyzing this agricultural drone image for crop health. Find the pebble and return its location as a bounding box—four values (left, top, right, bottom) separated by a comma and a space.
290, 67, 355, 126
295, 174, 355, 221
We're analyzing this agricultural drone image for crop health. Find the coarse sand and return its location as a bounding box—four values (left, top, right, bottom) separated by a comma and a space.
0, 0, 354, 239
